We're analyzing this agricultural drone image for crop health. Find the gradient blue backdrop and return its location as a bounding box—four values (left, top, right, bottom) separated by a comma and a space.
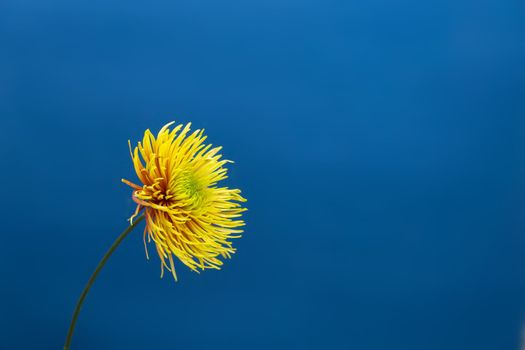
1, 0, 525, 349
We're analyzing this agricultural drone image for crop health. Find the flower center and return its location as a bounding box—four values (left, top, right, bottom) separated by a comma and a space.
177, 170, 206, 209
183, 174, 200, 197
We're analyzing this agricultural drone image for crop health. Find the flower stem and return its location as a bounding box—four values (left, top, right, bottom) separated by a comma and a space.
64, 214, 145, 350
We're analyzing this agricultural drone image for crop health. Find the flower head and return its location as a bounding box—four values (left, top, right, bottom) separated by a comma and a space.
122, 122, 246, 280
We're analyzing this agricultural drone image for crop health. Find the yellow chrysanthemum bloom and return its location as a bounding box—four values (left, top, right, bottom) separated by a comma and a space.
122, 122, 246, 280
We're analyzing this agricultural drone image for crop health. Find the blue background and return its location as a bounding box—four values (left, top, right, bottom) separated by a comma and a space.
1, 0, 525, 349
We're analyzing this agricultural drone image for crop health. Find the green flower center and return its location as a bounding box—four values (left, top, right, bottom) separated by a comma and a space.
178, 170, 206, 209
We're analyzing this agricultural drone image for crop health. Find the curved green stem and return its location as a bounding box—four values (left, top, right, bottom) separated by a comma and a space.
64, 214, 145, 350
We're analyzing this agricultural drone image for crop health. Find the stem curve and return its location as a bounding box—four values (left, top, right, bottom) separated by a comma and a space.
64, 214, 145, 350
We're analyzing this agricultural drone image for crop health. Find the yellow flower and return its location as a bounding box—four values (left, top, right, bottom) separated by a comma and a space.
122, 122, 247, 280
